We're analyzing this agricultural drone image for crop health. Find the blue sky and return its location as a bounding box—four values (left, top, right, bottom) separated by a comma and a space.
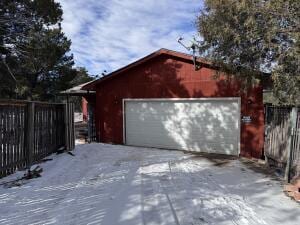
58, 0, 202, 76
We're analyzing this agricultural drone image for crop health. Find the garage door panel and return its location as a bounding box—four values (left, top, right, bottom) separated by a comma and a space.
125, 99, 240, 155
126, 130, 238, 142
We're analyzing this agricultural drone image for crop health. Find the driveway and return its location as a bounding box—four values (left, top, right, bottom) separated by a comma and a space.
0, 144, 299, 225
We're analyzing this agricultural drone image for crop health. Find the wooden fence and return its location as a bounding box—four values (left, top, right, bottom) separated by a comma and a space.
0, 100, 75, 178
264, 105, 300, 181
88, 104, 97, 142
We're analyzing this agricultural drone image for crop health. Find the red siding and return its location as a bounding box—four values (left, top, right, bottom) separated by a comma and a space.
95, 55, 264, 158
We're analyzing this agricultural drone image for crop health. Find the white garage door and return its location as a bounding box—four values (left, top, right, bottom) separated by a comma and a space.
124, 98, 240, 155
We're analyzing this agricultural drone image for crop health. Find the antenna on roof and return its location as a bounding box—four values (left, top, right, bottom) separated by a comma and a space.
177, 37, 201, 71
177, 37, 191, 50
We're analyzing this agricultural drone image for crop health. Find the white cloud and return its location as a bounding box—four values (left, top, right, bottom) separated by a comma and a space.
58, 0, 202, 75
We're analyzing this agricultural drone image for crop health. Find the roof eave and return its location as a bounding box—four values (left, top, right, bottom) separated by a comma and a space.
59, 90, 96, 96
82, 48, 212, 91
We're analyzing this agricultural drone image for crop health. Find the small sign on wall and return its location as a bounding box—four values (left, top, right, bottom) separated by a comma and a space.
242, 116, 252, 123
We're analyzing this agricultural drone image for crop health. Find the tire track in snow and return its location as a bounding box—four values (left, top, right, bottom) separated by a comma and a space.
168, 159, 268, 225
140, 161, 182, 225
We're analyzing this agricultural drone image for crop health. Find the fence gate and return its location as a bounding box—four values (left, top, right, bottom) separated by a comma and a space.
264, 105, 300, 181
0, 100, 75, 178
88, 104, 96, 142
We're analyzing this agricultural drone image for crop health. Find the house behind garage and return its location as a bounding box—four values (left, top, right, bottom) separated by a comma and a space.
83, 49, 264, 158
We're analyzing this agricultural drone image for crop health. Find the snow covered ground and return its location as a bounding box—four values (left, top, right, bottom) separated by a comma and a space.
0, 143, 299, 225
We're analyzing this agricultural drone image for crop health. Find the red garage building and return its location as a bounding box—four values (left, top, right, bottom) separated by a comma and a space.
83, 49, 264, 158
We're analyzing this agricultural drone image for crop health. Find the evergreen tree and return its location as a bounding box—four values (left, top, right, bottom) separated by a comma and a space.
0, 0, 91, 100
70, 67, 94, 87
196, 0, 300, 105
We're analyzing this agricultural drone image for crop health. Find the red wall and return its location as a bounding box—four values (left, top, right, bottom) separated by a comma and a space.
95, 55, 264, 158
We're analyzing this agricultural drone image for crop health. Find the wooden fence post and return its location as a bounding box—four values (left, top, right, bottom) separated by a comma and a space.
71, 103, 75, 150
26, 102, 35, 169
64, 103, 69, 151
64, 103, 75, 151
285, 107, 297, 182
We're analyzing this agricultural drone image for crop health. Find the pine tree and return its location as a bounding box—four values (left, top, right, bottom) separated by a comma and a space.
0, 0, 90, 100
196, 0, 300, 105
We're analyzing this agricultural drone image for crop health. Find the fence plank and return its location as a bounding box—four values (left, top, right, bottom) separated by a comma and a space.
25, 102, 35, 169
0, 108, 3, 176
291, 110, 300, 178
285, 108, 298, 181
